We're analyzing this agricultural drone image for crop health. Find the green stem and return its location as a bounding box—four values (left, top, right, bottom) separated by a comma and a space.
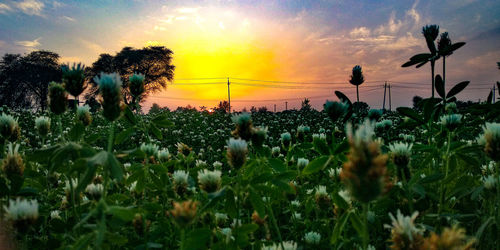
362, 203, 369, 250
267, 201, 285, 250
180, 228, 186, 250
496, 162, 500, 249
103, 122, 115, 199
437, 131, 452, 229
401, 167, 413, 213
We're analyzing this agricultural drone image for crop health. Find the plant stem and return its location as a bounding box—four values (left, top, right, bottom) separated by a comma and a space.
103, 122, 115, 199
437, 131, 452, 229
431, 60, 435, 98
401, 167, 413, 213
180, 228, 186, 250
267, 201, 285, 250
496, 161, 500, 250
362, 203, 369, 250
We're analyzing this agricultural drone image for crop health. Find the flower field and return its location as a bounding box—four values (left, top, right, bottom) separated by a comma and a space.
0, 83, 499, 250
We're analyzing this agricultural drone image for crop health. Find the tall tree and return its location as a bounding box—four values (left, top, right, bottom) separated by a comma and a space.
85, 46, 175, 106
0, 51, 61, 110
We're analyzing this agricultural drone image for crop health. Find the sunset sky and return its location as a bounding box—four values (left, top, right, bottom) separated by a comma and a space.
0, 0, 499, 111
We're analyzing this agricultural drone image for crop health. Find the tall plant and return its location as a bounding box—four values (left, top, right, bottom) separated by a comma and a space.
349, 65, 364, 103
402, 25, 441, 98
437, 32, 466, 91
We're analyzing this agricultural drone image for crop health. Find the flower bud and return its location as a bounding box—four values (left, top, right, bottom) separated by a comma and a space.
35, 116, 51, 137
76, 105, 92, 126
168, 200, 198, 228
3, 198, 39, 233
231, 113, 253, 140
62, 63, 86, 98
94, 73, 123, 122
48, 82, 68, 115
1, 143, 24, 179
197, 169, 222, 193
129, 73, 145, 99
324, 101, 348, 123
226, 138, 248, 169
477, 123, 500, 161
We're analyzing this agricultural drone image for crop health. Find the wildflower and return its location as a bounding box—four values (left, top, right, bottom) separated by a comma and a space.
315, 185, 331, 208
231, 113, 253, 140
176, 142, 192, 156
213, 161, 223, 169
477, 123, 500, 161
324, 101, 348, 122
85, 183, 103, 201
296, 125, 310, 141
1, 143, 24, 179
172, 170, 189, 195
215, 212, 228, 226
440, 114, 462, 131
220, 227, 234, 243
251, 126, 268, 147
62, 63, 86, 98
297, 158, 309, 170
197, 169, 222, 193
168, 200, 198, 228
281, 132, 292, 148
50, 210, 61, 220
482, 175, 497, 190
341, 119, 390, 203
94, 73, 123, 122
226, 138, 248, 169
445, 102, 457, 113
385, 210, 424, 250
140, 143, 159, 158
76, 105, 92, 126
422, 225, 475, 250
263, 241, 298, 250
195, 160, 207, 168
292, 212, 302, 220
64, 178, 79, 200
422, 25, 440, 52
129, 73, 145, 99
3, 198, 38, 232
291, 200, 300, 207
389, 142, 413, 181
157, 148, 170, 161
0, 113, 18, 140
48, 82, 68, 115
368, 109, 383, 121
304, 231, 321, 245
272, 146, 281, 157
376, 119, 393, 130
338, 189, 352, 205
33, 116, 51, 138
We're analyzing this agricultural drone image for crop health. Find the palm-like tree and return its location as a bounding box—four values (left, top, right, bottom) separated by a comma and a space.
349, 65, 364, 103
437, 32, 466, 91
402, 25, 441, 98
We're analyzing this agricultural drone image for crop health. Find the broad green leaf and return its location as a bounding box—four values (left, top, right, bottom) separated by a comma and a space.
68, 122, 85, 141
435, 75, 445, 98
115, 127, 135, 145
248, 186, 266, 217
446, 81, 469, 98
107, 206, 135, 221
302, 156, 332, 175
150, 123, 163, 140
107, 152, 124, 181
397, 107, 424, 124
331, 212, 350, 244
185, 228, 211, 250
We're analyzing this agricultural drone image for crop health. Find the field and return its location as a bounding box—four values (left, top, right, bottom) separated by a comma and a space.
0, 90, 499, 250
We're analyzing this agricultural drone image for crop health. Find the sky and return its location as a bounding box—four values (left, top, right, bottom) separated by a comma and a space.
0, 0, 499, 111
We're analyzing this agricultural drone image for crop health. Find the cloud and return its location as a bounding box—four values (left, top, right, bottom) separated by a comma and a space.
0, 3, 13, 14
61, 15, 76, 22
80, 39, 106, 54
15, 0, 45, 16
350, 27, 371, 38
15, 37, 41, 47
176, 7, 198, 14
60, 56, 82, 63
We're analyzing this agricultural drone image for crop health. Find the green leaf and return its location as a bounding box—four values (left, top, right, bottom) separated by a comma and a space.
68, 122, 85, 141
71, 232, 94, 250
248, 186, 266, 217
268, 158, 286, 173
150, 123, 163, 140
152, 115, 173, 128
107, 153, 124, 182
442, 42, 466, 55
333, 140, 349, 155
435, 74, 445, 99
107, 206, 135, 221
487, 90, 493, 104
475, 217, 493, 241
123, 106, 137, 125
415, 60, 428, 68
409, 53, 432, 62
331, 212, 350, 244
185, 228, 211, 250
302, 156, 332, 175
115, 127, 135, 145
225, 188, 237, 217
446, 81, 469, 98
349, 212, 364, 237
335, 91, 352, 105
331, 192, 349, 210
397, 107, 424, 124
313, 137, 330, 155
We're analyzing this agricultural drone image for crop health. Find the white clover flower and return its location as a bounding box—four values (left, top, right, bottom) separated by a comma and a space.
172, 170, 189, 186
291, 200, 300, 207
213, 161, 223, 169
440, 114, 462, 130
85, 183, 103, 200
128, 181, 137, 192
157, 149, 170, 161
304, 231, 321, 245
384, 210, 423, 241
220, 227, 234, 243
196, 160, 208, 168
50, 210, 61, 220
297, 158, 309, 169
197, 169, 222, 193
263, 241, 298, 250
3, 198, 39, 221
482, 175, 497, 189
315, 185, 328, 197
346, 119, 375, 147
271, 146, 281, 157
140, 143, 159, 157
338, 189, 352, 205
227, 138, 248, 168
292, 212, 302, 220
34, 116, 50, 137
64, 178, 79, 193
215, 212, 228, 223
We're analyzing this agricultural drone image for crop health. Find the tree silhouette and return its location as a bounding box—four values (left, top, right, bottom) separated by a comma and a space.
402, 25, 441, 98
301, 98, 311, 111
349, 65, 364, 103
0, 51, 61, 110
85, 46, 175, 106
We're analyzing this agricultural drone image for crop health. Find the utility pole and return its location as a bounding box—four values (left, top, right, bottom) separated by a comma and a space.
382, 82, 387, 111
388, 84, 392, 111
227, 77, 231, 113
274, 104, 276, 112
285, 101, 288, 111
